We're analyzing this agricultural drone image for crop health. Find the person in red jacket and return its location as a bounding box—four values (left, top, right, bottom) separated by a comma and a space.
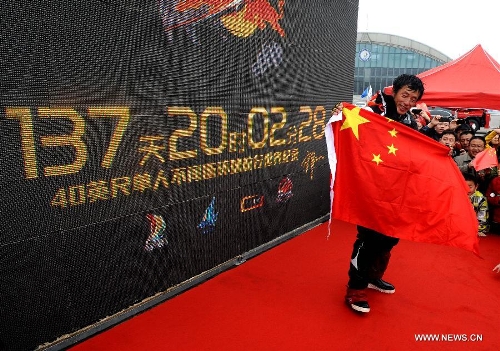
485, 175, 500, 233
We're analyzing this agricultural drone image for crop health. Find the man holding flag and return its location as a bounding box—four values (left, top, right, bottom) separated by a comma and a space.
327, 74, 479, 314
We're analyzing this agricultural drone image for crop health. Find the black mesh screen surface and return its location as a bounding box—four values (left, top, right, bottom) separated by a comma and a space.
0, 1, 358, 350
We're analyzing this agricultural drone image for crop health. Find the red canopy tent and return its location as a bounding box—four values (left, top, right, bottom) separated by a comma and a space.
384, 44, 500, 110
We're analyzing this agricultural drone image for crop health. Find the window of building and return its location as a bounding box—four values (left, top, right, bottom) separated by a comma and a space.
394, 53, 401, 68
424, 57, 432, 69
381, 51, 388, 66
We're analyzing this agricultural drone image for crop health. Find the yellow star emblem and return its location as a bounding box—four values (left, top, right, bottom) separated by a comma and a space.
387, 144, 398, 155
340, 107, 370, 140
388, 128, 398, 137
372, 154, 383, 165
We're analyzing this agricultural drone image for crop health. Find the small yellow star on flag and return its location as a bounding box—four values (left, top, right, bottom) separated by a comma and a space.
388, 128, 398, 137
387, 144, 398, 155
372, 154, 383, 165
341, 107, 370, 140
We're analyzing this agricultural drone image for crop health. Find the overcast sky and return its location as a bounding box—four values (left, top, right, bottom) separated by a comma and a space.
357, 0, 500, 62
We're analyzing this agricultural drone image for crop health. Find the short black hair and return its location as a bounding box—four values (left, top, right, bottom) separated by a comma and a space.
463, 172, 478, 185
469, 135, 486, 146
459, 130, 475, 137
439, 130, 456, 141
392, 74, 425, 101
456, 124, 472, 132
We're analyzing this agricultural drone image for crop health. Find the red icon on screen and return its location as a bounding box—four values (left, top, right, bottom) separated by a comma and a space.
163, 0, 285, 38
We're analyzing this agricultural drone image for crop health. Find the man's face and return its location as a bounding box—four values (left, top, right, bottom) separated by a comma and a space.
439, 134, 456, 147
434, 121, 449, 133
460, 133, 473, 150
468, 139, 485, 157
439, 133, 456, 156
393, 86, 420, 115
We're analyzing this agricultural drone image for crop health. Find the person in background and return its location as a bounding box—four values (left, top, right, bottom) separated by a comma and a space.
457, 130, 474, 155
484, 128, 500, 164
419, 115, 450, 141
454, 136, 486, 176
438, 130, 458, 157
454, 136, 491, 193
454, 125, 473, 156
455, 123, 473, 137
463, 173, 489, 237
486, 130, 500, 149
482, 130, 500, 191
485, 171, 500, 234
332, 74, 425, 314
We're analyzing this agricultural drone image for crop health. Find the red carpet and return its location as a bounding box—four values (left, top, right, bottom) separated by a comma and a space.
70, 220, 500, 351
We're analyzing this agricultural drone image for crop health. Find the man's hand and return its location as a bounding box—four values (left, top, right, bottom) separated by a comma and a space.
428, 115, 442, 128
332, 102, 344, 116
449, 119, 459, 130
421, 110, 431, 122
445, 144, 454, 156
493, 263, 500, 273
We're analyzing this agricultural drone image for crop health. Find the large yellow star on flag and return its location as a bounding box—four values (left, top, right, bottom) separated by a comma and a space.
340, 107, 370, 140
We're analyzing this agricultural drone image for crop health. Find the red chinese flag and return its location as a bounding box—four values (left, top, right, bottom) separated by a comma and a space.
470, 148, 498, 171
325, 103, 479, 255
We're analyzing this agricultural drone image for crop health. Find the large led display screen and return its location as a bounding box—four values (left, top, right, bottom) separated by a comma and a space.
0, 1, 358, 349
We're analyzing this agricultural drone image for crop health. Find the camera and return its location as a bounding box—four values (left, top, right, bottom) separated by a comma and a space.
437, 116, 453, 123
412, 108, 422, 114
455, 119, 466, 124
